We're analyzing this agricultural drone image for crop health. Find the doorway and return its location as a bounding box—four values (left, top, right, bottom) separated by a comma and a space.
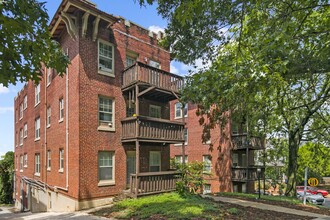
126, 151, 136, 186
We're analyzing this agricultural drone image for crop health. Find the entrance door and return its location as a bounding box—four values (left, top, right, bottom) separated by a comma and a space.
126, 151, 136, 185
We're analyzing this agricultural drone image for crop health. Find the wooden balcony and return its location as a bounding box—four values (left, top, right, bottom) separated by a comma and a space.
231, 134, 264, 150
232, 167, 265, 181
122, 62, 184, 93
130, 171, 181, 197
121, 116, 185, 144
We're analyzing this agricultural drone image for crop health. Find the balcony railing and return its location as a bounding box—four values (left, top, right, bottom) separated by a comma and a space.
122, 62, 184, 92
130, 171, 181, 197
231, 134, 264, 150
232, 167, 265, 181
121, 116, 185, 143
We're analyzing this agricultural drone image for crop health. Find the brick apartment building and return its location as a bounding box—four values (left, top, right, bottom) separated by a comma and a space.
14, 0, 264, 212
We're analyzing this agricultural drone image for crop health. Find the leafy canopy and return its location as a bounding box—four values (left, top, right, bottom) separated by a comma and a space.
0, 0, 70, 86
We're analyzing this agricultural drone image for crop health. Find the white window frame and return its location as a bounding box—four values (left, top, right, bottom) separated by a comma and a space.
47, 106, 51, 128
35, 117, 40, 141
35, 84, 40, 106
24, 154, 28, 167
98, 151, 115, 186
184, 128, 188, 145
98, 39, 115, 77
149, 60, 160, 69
47, 150, 51, 171
35, 154, 40, 176
149, 105, 161, 118
20, 155, 23, 172
175, 155, 188, 164
19, 103, 23, 120
47, 68, 52, 86
149, 151, 161, 172
203, 155, 212, 173
59, 149, 64, 172
174, 102, 188, 119
23, 95, 27, 110
126, 55, 136, 68
23, 123, 27, 138
19, 128, 23, 146
203, 184, 211, 194
98, 96, 115, 131
59, 98, 64, 122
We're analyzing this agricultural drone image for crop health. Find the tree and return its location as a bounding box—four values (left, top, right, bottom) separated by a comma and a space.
0, 151, 14, 204
0, 0, 70, 87
140, 0, 330, 195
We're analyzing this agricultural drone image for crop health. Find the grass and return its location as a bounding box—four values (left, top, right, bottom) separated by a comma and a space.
94, 192, 221, 219
217, 192, 302, 205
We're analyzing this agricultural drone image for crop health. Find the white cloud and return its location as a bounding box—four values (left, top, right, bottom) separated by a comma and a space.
170, 63, 179, 74
148, 25, 165, 33
0, 84, 9, 94
0, 107, 14, 114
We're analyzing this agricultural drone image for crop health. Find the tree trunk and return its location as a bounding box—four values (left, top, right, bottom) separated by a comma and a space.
285, 132, 299, 196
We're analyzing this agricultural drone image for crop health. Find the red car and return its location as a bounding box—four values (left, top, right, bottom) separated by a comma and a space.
296, 186, 329, 197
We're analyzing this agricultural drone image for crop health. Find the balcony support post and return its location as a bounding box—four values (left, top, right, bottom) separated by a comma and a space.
135, 140, 140, 196
181, 104, 186, 165
135, 84, 139, 138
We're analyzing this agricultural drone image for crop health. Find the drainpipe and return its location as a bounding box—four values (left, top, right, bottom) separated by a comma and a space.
44, 67, 47, 191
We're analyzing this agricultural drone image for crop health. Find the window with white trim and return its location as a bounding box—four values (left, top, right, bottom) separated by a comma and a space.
98, 96, 114, 130
24, 154, 27, 167
98, 40, 114, 76
47, 107, 51, 127
47, 150, 51, 170
149, 151, 161, 172
47, 68, 52, 86
23, 95, 27, 110
203, 155, 211, 173
149, 105, 161, 118
175, 155, 188, 164
23, 123, 27, 138
98, 151, 114, 184
184, 128, 188, 145
174, 102, 188, 119
19, 103, 23, 119
20, 155, 23, 171
35, 154, 40, 176
59, 149, 64, 172
19, 128, 23, 146
203, 184, 211, 194
35, 117, 40, 140
35, 84, 40, 105
59, 98, 64, 121
149, 60, 160, 69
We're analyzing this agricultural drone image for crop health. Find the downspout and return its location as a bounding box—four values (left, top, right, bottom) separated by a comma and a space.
44, 67, 47, 191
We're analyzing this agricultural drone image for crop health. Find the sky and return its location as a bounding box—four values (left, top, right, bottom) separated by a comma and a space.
0, 0, 193, 157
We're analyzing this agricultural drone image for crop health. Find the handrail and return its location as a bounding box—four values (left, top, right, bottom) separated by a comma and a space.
121, 116, 185, 125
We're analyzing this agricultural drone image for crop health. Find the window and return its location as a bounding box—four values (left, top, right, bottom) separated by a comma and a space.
98, 151, 114, 184
35, 84, 40, 105
23, 123, 27, 138
35, 117, 40, 140
35, 154, 40, 176
47, 68, 52, 86
47, 150, 51, 170
174, 102, 188, 119
20, 155, 23, 171
149, 60, 160, 69
24, 154, 27, 167
23, 95, 27, 110
98, 40, 114, 76
47, 107, 51, 127
15, 131, 18, 147
175, 155, 188, 164
149, 105, 161, 118
59, 98, 64, 121
19, 103, 23, 119
203, 155, 211, 173
184, 128, 188, 145
126, 55, 136, 68
98, 96, 114, 130
149, 151, 161, 172
19, 128, 23, 146
203, 184, 211, 194
59, 149, 64, 172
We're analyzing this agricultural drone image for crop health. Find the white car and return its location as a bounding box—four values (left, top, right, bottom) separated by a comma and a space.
297, 191, 325, 205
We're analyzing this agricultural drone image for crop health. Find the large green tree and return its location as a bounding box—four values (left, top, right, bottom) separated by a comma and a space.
140, 0, 330, 195
0, 151, 14, 204
0, 0, 69, 86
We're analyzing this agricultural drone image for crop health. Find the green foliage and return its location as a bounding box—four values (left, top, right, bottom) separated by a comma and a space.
174, 160, 209, 195
227, 207, 240, 215
297, 143, 330, 185
0, 0, 70, 86
0, 151, 14, 204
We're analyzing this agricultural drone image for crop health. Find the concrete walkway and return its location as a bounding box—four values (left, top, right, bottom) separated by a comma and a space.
202, 195, 330, 220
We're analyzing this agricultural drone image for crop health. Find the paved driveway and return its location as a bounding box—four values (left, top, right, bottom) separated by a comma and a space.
0, 206, 110, 220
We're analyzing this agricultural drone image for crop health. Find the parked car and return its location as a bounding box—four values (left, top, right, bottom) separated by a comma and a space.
297, 191, 325, 205
296, 186, 329, 197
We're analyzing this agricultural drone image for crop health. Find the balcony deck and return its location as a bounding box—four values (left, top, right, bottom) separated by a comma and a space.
232, 167, 265, 181
122, 62, 184, 93
231, 134, 264, 150
130, 171, 181, 197
121, 116, 185, 144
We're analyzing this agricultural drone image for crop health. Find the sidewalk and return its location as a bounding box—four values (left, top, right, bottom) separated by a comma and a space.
202, 195, 330, 220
